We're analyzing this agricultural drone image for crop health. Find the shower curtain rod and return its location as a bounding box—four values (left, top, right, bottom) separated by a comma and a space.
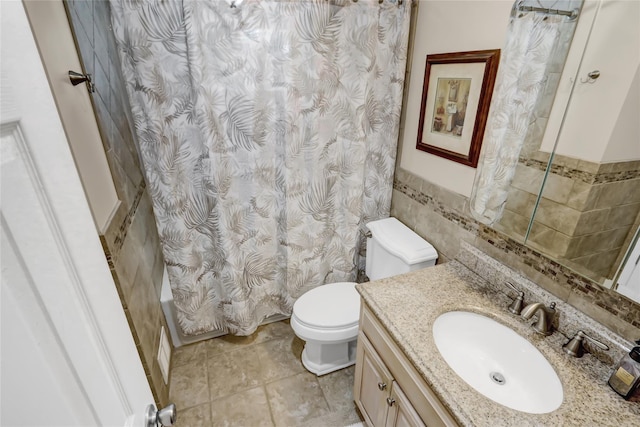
516, 2, 579, 20
227, 0, 405, 7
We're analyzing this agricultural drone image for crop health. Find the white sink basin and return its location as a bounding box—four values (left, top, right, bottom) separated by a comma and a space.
433, 311, 563, 414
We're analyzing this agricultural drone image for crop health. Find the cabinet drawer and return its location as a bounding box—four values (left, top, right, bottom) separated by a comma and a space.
360, 304, 458, 427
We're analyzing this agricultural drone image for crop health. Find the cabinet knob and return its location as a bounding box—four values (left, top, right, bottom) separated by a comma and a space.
377, 382, 387, 391
386, 397, 396, 407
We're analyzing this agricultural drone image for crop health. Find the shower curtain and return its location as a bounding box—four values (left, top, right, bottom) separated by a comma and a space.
110, 0, 411, 335
470, 11, 562, 225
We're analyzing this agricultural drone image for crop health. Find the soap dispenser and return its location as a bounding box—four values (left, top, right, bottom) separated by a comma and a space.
608, 340, 640, 399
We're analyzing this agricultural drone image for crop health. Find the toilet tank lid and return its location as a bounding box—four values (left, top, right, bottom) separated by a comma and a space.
366, 217, 438, 265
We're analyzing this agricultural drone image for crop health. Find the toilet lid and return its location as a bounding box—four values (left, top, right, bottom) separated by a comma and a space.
293, 282, 360, 330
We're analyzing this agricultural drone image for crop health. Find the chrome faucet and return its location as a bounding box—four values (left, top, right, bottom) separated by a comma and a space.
521, 302, 556, 335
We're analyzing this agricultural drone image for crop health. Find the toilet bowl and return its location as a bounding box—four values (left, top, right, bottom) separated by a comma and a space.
291, 282, 360, 376
291, 217, 438, 375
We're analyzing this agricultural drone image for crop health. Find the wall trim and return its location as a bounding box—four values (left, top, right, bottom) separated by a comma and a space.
394, 168, 640, 330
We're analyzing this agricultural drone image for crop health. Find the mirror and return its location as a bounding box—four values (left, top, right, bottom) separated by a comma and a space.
492, 0, 640, 302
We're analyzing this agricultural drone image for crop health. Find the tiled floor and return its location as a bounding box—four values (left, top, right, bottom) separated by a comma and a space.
169, 320, 364, 427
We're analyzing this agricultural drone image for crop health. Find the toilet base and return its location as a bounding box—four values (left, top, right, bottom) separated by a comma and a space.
300, 339, 358, 376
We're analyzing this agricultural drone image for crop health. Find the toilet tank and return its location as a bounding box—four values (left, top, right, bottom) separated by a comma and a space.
365, 217, 438, 281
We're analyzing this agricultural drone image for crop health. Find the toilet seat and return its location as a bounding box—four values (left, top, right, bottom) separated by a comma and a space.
291, 282, 360, 342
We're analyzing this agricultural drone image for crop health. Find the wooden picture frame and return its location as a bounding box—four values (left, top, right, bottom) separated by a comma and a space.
416, 49, 500, 168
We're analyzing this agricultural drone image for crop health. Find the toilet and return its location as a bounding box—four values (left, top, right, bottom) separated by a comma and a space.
291, 217, 438, 375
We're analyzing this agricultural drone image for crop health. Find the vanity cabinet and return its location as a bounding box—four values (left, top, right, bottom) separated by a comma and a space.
354, 303, 458, 427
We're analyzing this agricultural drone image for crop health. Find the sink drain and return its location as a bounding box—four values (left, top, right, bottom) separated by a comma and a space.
490, 372, 506, 385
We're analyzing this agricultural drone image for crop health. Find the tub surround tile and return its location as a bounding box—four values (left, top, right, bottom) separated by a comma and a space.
573, 208, 611, 236
356, 259, 640, 427
596, 179, 640, 208
539, 171, 574, 205
608, 202, 640, 227
66, 0, 168, 399
526, 222, 571, 258
492, 159, 640, 278
129, 269, 162, 369
566, 179, 599, 211
493, 209, 530, 241
504, 187, 537, 217
511, 164, 545, 195
535, 198, 581, 233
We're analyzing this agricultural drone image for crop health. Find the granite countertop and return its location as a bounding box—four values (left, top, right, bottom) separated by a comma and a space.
356, 261, 640, 427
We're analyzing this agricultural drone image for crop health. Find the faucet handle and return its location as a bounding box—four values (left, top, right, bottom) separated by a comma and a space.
563, 330, 609, 358
504, 281, 525, 315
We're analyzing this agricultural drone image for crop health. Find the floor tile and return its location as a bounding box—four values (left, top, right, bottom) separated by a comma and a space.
317, 366, 357, 414
175, 403, 211, 427
209, 386, 274, 427
207, 346, 263, 400
301, 409, 363, 427
169, 358, 209, 410
205, 333, 258, 357
204, 320, 294, 357
256, 335, 306, 383
169, 320, 363, 427
172, 341, 208, 369
265, 372, 331, 426
257, 319, 294, 341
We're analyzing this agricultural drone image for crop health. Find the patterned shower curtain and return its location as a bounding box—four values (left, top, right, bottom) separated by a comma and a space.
110, 0, 411, 335
469, 11, 562, 225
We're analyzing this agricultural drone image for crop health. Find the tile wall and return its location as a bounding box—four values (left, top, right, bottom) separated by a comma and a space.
391, 167, 640, 340
65, 0, 170, 406
498, 154, 640, 280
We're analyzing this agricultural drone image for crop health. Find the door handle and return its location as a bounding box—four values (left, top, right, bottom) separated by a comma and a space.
68, 70, 95, 93
146, 403, 177, 427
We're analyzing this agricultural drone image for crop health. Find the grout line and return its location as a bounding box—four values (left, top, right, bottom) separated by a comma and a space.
171, 320, 360, 426
262, 384, 278, 427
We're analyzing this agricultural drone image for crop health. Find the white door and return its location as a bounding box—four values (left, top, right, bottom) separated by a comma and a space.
0, 1, 155, 426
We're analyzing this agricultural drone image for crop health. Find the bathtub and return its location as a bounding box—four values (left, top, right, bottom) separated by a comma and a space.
160, 267, 288, 347
160, 267, 224, 347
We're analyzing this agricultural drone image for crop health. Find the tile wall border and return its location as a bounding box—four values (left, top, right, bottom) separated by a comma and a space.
393, 171, 640, 329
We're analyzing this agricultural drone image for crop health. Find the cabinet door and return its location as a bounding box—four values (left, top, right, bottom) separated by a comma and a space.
385, 382, 426, 427
354, 332, 393, 427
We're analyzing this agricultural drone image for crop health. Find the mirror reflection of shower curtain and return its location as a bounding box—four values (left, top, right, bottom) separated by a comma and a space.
469, 12, 562, 225
110, 0, 411, 335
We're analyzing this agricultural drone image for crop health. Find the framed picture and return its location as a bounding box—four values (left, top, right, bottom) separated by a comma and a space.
416, 49, 500, 168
